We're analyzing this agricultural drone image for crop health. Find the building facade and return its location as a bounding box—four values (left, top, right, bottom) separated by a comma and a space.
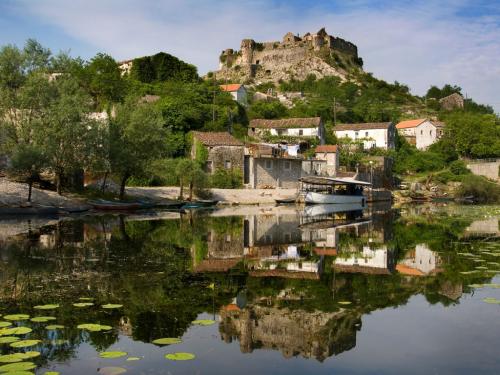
220, 84, 248, 105
396, 119, 443, 150
249, 117, 325, 144
191, 132, 244, 174
333, 122, 395, 150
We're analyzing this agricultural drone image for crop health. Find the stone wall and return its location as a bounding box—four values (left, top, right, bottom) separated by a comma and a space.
466, 159, 500, 181
251, 158, 302, 188
207, 145, 244, 173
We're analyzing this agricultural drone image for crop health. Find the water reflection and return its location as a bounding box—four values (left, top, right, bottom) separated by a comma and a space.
0, 205, 499, 374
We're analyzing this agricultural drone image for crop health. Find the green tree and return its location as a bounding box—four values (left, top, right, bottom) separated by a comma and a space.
174, 159, 207, 200
109, 102, 167, 200
8, 144, 47, 202
85, 53, 125, 106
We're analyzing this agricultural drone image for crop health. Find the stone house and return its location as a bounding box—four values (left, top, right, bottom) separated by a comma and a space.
439, 93, 464, 111
191, 132, 244, 175
244, 144, 304, 189
220, 84, 248, 105
249, 117, 325, 144
313, 145, 339, 176
396, 119, 443, 150
333, 122, 395, 150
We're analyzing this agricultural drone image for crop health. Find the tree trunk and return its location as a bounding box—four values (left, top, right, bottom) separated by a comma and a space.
119, 173, 129, 201
189, 182, 194, 201
179, 180, 184, 200
56, 172, 62, 195
27, 180, 33, 202
101, 172, 109, 192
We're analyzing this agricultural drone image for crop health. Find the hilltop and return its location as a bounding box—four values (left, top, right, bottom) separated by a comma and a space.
212, 27, 363, 84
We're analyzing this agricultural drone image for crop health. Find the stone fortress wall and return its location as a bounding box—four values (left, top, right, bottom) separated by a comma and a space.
216, 28, 360, 83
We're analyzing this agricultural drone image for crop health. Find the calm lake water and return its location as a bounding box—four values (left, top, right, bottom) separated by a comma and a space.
0, 204, 499, 375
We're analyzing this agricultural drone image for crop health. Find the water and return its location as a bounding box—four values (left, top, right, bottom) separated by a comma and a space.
0, 204, 499, 374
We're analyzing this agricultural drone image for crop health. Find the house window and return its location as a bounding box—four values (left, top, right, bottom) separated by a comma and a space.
421, 130, 423, 135
225, 234, 232, 242
355, 131, 359, 138
224, 160, 232, 169
299, 129, 303, 136
365, 131, 369, 137
206, 161, 213, 174
284, 160, 291, 170
430, 130, 432, 136
265, 159, 273, 170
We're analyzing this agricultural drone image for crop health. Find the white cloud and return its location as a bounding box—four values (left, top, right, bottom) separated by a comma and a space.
15, 0, 500, 111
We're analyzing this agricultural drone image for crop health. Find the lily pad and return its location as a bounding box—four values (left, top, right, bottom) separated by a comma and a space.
31, 316, 56, 323
482, 297, 500, 304
3, 314, 30, 321
102, 304, 123, 309
126, 357, 141, 361
98, 367, 126, 375
77, 323, 112, 332
191, 319, 215, 326
0, 362, 36, 372
99, 351, 128, 359
33, 304, 59, 310
165, 352, 195, 361
0, 336, 20, 344
338, 301, 352, 305
19, 352, 40, 359
44, 372, 60, 375
79, 297, 94, 301
0, 322, 12, 328
1, 327, 32, 335
0, 354, 24, 363
0, 372, 34, 375
45, 325, 65, 330
10, 339, 41, 348
73, 303, 94, 308
152, 338, 182, 345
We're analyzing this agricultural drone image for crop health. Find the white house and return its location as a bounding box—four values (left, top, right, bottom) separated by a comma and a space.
314, 145, 339, 176
397, 244, 442, 276
333, 246, 393, 275
396, 119, 443, 150
220, 84, 247, 105
333, 122, 395, 150
249, 117, 325, 144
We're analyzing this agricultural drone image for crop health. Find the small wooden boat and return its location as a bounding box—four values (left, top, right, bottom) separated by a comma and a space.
431, 196, 453, 202
182, 200, 219, 209
154, 201, 186, 209
275, 197, 296, 204
89, 200, 144, 211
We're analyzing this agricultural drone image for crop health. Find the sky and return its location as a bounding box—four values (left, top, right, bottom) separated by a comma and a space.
1, 0, 499, 112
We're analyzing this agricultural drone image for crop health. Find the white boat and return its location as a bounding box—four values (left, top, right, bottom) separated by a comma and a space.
299, 176, 371, 205
304, 203, 364, 216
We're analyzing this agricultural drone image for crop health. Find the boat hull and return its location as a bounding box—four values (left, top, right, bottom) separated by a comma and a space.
304, 192, 366, 205
304, 203, 364, 216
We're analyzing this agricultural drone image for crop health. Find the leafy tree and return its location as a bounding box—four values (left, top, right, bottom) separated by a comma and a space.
85, 53, 125, 106
8, 144, 47, 202
426, 84, 462, 99
109, 102, 167, 199
247, 100, 288, 119
174, 159, 208, 200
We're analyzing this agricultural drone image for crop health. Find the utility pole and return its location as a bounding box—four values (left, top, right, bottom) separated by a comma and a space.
333, 97, 337, 126
212, 72, 216, 123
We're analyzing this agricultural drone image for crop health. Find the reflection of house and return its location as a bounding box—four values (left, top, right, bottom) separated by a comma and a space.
396, 119, 443, 150
249, 117, 325, 144
334, 246, 394, 275
333, 122, 395, 150
220, 84, 247, 105
191, 131, 244, 175
397, 244, 442, 276
219, 304, 360, 361
463, 218, 500, 238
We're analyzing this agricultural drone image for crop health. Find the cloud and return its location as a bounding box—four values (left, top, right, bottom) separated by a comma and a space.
13, 0, 500, 111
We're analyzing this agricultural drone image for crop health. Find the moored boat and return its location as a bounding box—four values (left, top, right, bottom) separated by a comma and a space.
275, 197, 297, 204
299, 176, 371, 205
182, 200, 219, 209
89, 200, 144, 211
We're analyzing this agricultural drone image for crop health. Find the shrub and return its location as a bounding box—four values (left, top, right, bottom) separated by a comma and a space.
456, 175, 500, 203
210, 168, 243, 188
449, 160, 470, 175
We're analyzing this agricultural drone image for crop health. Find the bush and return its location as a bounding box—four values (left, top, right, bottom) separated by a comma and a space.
456, 175, 500, 203
210, 168, 242, 188
449, 160, 470, 175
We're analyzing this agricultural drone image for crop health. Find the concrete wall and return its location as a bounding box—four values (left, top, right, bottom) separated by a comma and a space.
203, 145, 244, 174
466, 159, 500, 181
249, 157, 302, 189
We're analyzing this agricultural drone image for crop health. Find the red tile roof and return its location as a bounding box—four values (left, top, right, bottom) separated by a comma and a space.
315, 145, 338, 153
250, 117, 322, 129
396, 264, 425, 276
334, 122, 392, 131
396, 119, 427, 129
220, 84, 243, 92
192, 131, 244, 146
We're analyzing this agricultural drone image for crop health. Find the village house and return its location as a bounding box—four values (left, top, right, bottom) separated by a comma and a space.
396, 244, 443, 276
313, 145, 339, 176
439, 92, 464, 111
244, 143, 305, 189
220, 84, 248, 105
190, 131, 244, 175
396, 119, 443, 150
333, 122, 395, 150
249, 117, 325, 144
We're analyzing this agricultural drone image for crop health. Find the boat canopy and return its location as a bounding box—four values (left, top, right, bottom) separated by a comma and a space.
299, 176, 372, 186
